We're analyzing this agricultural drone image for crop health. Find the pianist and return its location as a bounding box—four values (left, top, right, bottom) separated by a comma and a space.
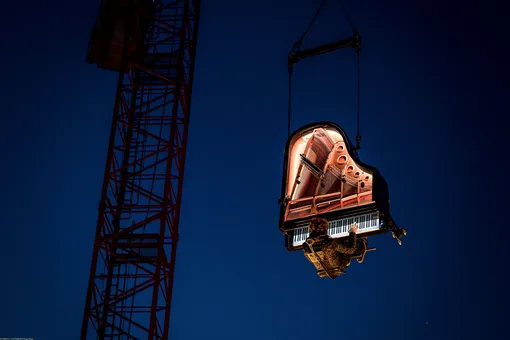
303, 218, 363, 278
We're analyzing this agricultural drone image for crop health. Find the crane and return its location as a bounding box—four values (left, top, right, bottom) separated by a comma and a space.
80, 0, 201, 339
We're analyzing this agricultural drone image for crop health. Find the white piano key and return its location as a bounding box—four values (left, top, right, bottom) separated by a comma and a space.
291, 211, 381, 246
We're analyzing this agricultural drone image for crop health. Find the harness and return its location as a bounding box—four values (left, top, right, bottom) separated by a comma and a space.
303, 236, 345, 279
303, 238, 334, 279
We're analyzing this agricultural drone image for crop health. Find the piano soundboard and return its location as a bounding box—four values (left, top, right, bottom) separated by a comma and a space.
291, 211, 381, 246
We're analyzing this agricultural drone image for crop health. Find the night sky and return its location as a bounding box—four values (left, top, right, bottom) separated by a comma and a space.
1, 0, 504, 339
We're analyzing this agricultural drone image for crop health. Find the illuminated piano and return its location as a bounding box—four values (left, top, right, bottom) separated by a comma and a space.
278, 122, 405, 251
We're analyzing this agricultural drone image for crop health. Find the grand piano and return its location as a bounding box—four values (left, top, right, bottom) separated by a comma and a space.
278, 122, 406, 252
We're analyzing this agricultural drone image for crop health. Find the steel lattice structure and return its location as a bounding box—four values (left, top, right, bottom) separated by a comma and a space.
81, 0, 201, 339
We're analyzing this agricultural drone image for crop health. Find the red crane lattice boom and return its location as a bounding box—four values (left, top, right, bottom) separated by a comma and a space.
81, 0, 201, 338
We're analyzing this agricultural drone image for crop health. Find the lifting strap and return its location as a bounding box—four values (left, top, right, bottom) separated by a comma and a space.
287, 0, 326, 138
287, 0, 363, 150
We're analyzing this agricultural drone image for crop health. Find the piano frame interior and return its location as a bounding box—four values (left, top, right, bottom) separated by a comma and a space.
278, 122, 400, 252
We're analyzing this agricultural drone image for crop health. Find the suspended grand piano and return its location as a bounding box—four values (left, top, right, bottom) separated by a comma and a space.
278, 122, 406, 252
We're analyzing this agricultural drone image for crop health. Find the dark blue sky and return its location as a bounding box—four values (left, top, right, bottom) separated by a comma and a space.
1, 0, 504, 339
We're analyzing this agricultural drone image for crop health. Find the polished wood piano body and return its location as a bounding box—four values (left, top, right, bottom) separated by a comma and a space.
278, 122, 404, 251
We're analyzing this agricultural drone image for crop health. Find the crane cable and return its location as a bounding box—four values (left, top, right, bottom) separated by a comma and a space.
287, 0, 362, 151
340, 0, 363, 150
287, 0, 327, 138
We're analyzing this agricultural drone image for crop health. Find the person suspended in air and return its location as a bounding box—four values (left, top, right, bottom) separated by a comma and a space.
302, 217, 367, 279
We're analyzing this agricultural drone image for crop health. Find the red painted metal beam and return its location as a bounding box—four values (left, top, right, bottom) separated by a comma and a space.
81, 0, 201, 339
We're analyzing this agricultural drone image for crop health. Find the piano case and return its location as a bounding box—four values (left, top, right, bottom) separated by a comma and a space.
278, 121, 403, 251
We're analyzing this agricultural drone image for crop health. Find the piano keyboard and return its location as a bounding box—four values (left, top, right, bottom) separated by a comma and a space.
291, 211, 381, 246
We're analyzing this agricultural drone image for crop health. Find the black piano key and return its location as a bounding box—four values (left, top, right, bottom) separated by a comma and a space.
293, 212, 382, 244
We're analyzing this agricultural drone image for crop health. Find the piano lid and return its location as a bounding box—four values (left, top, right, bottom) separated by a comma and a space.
278, 122, 392, 234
